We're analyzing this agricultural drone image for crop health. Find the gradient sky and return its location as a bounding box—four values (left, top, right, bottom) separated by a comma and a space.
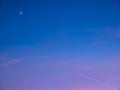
0, 0, 120, 90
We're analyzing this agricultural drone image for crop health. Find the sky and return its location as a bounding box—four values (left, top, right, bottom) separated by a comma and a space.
0, 0, 120, 90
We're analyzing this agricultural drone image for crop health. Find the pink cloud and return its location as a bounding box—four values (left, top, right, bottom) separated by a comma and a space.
62, 84, 117, 90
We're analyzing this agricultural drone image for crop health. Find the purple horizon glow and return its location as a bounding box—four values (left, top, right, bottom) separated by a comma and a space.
0, 45, 120, 90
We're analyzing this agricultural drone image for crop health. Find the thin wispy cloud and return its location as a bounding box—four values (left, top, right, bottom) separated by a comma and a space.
0, 54, 9, 61
0, 58, 22, 66
0, 55, 51, 67
23, 55, 52, 59
115, 30, 120, 38
0, 54, 4, 59
90, 42, 101, 46
23, 77, 32, 84
87, 26, 120, 38
33, 56, 120, 89
73, 71, 99, 82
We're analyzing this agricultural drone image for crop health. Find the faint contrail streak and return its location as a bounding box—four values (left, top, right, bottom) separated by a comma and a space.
76, 73, 98, 81
71, 69, 112, 89
73, 70, 100, 82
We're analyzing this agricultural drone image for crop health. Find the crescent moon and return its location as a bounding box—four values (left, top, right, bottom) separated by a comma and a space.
19, 11, 23, 15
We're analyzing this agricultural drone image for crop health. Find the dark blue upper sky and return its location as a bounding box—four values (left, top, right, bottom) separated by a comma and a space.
1, 0, 120, 48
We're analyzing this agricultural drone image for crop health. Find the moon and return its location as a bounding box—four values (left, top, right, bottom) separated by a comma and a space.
18, 10, 23, 15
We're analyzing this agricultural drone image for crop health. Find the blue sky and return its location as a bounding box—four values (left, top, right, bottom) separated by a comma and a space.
0, 0, 120, 90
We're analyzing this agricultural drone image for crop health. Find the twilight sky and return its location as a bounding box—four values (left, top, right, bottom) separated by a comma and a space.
0, 0, 120, 90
